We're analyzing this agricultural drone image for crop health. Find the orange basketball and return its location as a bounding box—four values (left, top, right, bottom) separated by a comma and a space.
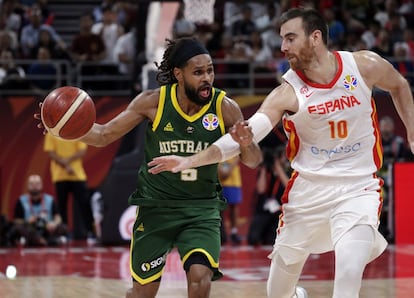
41, 86, 96, 140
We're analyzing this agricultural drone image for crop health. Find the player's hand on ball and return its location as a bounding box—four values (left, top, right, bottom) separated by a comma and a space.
34, 101, 47, 135
39, 86, 96, 140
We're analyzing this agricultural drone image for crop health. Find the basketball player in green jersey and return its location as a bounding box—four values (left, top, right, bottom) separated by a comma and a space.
36, 37, 262, 297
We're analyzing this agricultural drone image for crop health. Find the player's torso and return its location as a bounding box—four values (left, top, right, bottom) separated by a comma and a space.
136, 83, 227, 204
282, 51, 382, 177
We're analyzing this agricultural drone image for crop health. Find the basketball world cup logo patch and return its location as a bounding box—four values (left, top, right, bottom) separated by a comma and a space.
343, 74, 358, 91
202, 113, 219, 131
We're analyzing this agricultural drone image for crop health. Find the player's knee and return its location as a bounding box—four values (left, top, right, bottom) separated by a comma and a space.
185, 253, 214, 293
188, 266, 212, 289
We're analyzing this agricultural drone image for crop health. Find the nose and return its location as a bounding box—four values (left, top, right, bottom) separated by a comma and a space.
281, 40, 288, 53
204, 71, 213, 83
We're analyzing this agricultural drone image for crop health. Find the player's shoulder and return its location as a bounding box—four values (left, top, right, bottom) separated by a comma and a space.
132, 88, 161, 106
351, 50, 385, 65
220, 94, 242, 114
351, 50, 390, 77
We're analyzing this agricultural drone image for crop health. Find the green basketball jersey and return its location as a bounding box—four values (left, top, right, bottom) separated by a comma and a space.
129, 83, 227, 209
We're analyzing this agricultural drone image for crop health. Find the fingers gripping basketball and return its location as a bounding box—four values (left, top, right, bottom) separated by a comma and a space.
41, 86, 96, 140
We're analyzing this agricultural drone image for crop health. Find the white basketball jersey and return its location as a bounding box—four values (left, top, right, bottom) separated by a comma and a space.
282, 51, 383, 177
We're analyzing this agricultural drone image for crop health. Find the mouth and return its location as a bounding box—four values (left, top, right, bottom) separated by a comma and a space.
199, 85, 211, 98
286, 55, 295, 62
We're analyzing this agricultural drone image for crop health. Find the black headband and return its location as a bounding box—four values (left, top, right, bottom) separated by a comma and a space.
172, 39, 209, 68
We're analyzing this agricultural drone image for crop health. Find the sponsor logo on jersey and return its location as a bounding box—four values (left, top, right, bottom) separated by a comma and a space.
343, 74, 357, 91
141, 253, 167, 272
186, 126, 195, 134
310, 142, 361, 158
164, 122, 174, 132
307, 95, 361, 114
300, 85, 314, 98
202, 113, 219, 131
136, 222, 144, 232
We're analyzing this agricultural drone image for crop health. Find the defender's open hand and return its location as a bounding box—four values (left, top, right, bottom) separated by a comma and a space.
229, 120, 253, 147
148, 155, 191, 174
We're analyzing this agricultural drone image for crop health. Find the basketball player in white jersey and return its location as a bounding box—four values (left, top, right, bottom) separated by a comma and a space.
148, 7, 414, 298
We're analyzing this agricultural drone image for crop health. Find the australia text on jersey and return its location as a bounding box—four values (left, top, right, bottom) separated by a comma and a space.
159, 140, 210, 154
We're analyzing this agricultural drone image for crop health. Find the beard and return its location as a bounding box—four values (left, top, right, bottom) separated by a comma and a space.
288, 40, 314, 71
30, 190, 41, 196
183, 80, 212, 107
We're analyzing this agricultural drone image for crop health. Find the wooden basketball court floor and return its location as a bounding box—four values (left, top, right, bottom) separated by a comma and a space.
1, 242, 414, 298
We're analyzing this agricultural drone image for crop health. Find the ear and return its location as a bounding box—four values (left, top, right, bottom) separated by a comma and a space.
311, 30, 322, 45
173, 67, 182, 82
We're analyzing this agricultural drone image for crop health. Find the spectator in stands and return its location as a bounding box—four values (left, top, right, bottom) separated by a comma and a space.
91, 4, 124, 65
27, 46, 57, 93
385, 12, 406, 46
403, 28, 414, 59
254, 3, 282, 50
44, 133, 94, 241
0, 0, 24, 35
70, 11, 106, 90
391, 41, 414, 86
0, 49, 28, 90
113, 26, 135, 88
30, 28, 70, 60
20, 6, 65, 58
249, 30, 272, 66
255, 3, 280, 42
371, 29, 393, 58
93, 0, 127, 26
0, 16, 19, 55
230, 4, 256, 44
213, 33, 250, 89
323, 7, 345, 48
9, 174, 67, 247
172, 3, 196, 39
35, 0, 54, 25
361, 20, 382, 50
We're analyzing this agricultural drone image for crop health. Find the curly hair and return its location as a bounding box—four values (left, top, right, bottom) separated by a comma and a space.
155, 39, 177, 86
155, 37, 209, 86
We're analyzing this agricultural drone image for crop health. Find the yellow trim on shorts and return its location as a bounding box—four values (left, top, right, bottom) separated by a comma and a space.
182, 248, 219, 269
129, 206, 166, 285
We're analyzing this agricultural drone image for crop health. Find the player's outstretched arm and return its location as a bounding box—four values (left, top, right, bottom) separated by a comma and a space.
148, 119, 260, 174
148, 144, 223, 174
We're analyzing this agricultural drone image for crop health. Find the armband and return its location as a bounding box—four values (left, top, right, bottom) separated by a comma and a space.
213, 133, 240, 162
213, 113, 273, 162
249, 112, 273, 143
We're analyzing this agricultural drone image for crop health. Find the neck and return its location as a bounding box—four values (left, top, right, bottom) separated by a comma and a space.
176, 85, 202, 115
303, 51, 337, 85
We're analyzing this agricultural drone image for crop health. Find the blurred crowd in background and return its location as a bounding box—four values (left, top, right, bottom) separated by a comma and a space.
1, 0, 414, 94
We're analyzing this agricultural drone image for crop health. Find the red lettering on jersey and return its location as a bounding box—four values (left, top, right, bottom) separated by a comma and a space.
307, 95, 361, 115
